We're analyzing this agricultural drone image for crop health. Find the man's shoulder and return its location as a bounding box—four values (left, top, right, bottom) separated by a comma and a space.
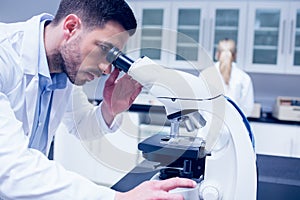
0, 27, 24, 66
0, 13, 53, 37
0, 27, 26, 91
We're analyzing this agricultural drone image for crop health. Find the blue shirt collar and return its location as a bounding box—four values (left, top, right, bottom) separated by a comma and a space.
39, 73, 67, 92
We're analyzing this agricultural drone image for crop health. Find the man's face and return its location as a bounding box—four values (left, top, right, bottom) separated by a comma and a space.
60, 21, 130, 85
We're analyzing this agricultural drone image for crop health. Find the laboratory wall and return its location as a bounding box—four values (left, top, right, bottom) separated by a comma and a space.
0, 0, 60, 22
250, 73, 300, 112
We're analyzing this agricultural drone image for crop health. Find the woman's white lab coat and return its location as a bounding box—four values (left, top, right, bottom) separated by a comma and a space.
0, 14, 116, 199
215, 62, 254, 117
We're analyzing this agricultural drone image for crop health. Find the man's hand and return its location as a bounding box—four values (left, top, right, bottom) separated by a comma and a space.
101, 68, 142, 126
115, 177, 197, 200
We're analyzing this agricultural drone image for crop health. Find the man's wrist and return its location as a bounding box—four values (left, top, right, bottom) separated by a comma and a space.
114, 191, 126, 200
101, 101, 115, 127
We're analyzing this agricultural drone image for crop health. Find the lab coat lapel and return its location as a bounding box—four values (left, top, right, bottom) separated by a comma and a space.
21, 14, 53, 138
21, 15, 41, 137
47, 83, 73, 145
25, 74, 39, 138
48, 90, 64, 137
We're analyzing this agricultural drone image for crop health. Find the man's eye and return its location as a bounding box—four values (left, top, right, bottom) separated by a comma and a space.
100, 45, 109, 53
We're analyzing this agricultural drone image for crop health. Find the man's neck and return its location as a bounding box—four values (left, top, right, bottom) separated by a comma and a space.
44, 22, 64, 73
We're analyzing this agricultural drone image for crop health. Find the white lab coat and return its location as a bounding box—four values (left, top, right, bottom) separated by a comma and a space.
215, 62, 254, 117
0, 14, 116, 199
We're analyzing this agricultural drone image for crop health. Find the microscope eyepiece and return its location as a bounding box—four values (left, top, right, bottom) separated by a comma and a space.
106, 47, 122, 64
106, 47, 134, 73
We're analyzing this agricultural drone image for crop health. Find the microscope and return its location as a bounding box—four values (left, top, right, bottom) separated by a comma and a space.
107, 47, 257, 200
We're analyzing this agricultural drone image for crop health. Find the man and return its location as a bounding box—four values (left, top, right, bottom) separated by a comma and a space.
0, 0, 195, 199
215, 38, 254, 117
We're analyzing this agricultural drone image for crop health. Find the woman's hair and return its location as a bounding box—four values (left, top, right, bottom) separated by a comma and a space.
217, 38, 236, 85
52, 0, 137, 36
217, 38, 236, 56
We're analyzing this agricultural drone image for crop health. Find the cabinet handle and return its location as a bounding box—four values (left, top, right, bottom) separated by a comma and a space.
208, 19, 213, 51
281, 20, 286, 54
289, 20, 294, 55
202, 18, 206, 46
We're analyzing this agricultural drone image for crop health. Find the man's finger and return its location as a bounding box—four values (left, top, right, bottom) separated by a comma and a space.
158, 177, 196, 192
105, 68, 120, 86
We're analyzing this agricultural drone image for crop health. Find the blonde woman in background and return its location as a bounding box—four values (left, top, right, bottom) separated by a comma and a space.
215, 38, 254, 117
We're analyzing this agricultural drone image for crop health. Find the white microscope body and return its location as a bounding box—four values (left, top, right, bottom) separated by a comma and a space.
107, 48, 257, 200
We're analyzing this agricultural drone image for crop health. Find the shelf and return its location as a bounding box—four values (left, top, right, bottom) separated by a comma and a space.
253, 45, 278, 50
176, 43, 198, 48
177, 25, 200, 30
141, 36, 162, 41
142, 25, 163, 29
215, 26, 238, 31
255, 27, 279, 32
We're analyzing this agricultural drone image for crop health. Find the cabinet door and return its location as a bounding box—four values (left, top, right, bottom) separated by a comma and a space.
286, 4, 300, 74
250, 122, 300, 158
246, 3, 288, 73
208, 2, 247, 68
127, 2, 171, 65
168, 2, 207, 70
292, 127, 300, 158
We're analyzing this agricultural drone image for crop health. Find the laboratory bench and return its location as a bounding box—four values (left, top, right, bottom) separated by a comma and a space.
90, 99, 300, 126
248, 111, 300, 126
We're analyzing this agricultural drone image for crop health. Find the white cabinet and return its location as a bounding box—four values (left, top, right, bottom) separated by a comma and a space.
126, 2, 172, 66
204, 2, 247, 66
170, 2, 248, 69
168, 2, 206, 69
245, 2, 287, 73
127, 0, 300, 75
250, 122, 300, 158
127, 1, 247, 70
286, 3, 300, 72
245, 2, 300, 74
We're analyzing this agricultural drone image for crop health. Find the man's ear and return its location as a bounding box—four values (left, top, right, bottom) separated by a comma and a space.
62, 14, 82, 40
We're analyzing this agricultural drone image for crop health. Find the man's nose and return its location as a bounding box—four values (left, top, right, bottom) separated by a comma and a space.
99, 63, 112, 75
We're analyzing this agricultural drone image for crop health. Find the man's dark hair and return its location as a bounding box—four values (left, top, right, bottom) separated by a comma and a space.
52, 0, 137, 36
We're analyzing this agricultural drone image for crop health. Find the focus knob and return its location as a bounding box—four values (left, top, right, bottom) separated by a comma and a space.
201, 185, 220, 200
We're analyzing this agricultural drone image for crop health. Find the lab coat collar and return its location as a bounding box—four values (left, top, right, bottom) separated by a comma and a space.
21, 13, 54, 76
